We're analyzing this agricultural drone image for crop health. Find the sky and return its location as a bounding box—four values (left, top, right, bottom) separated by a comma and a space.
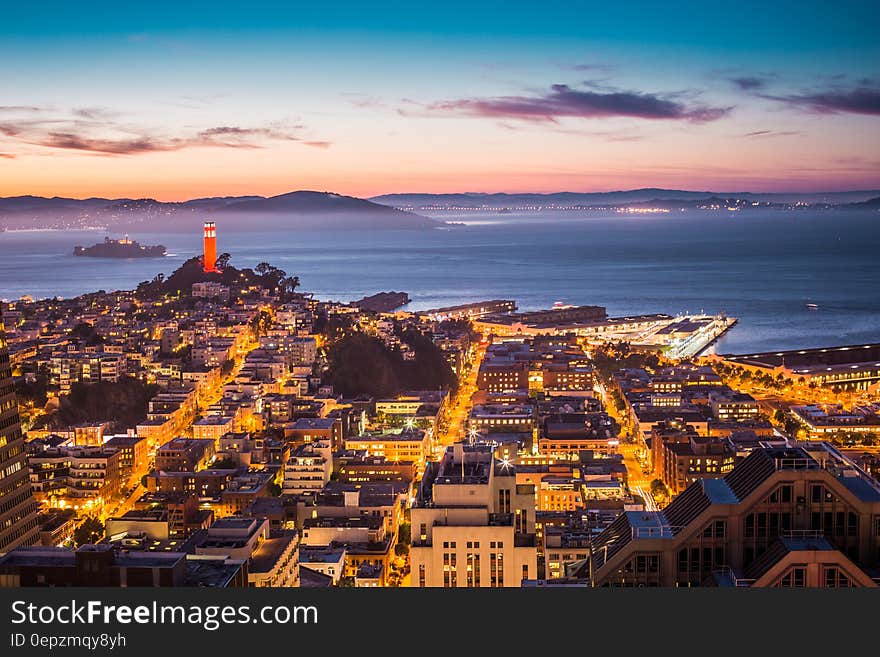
1, 1, 879, 200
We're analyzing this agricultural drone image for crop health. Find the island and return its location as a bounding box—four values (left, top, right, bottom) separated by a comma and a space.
73, 236, 166, 258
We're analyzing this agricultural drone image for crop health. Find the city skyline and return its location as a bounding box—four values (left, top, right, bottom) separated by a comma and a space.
2, 1, 879, 200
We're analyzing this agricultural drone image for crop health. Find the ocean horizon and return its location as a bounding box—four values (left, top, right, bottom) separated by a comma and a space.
2, 211, 878, 355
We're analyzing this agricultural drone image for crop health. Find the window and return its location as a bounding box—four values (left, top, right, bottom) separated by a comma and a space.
757, 513, 767, 537
847, 513, 859, 537
779, 566, 807, 588
781, 485, 793, 503
824, 567, 851, 588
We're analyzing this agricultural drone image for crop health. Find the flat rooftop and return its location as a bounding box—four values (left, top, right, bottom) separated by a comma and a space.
249, 532, 297, 574
725, 343, 880, 370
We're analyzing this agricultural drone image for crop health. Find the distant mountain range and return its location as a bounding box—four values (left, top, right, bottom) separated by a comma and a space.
0, 191, 439, 232
1, 188, 877, 232
369, 188, 880, 210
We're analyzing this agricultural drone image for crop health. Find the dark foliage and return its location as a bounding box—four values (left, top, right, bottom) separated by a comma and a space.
324, 332, 454, 398
48, 376, 159, 432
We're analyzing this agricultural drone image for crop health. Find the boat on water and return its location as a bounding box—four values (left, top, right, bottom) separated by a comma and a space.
74, 236, 166, 258
806, 303, 819, 310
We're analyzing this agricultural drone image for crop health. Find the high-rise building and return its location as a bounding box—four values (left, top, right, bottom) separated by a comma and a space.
589, 443, 880, 587
0, 307, 40, 553
203, 221, 218, 273
410, 444, 537, 587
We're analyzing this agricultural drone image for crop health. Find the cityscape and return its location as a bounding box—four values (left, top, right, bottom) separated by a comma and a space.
1, 2, 879, 595
0, 219, 879, 589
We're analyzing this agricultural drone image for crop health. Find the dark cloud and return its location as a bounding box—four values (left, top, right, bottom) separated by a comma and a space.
303, 141, 332, 149
0, 152, 15, 159
40, 132, 178, 154
72, 107, 120, 120
34, 126, 312, 155
765, 86, 880, 116
0, 106, 43, 113
195, 126, 305, 143
0, 110, 328, 155
570, 63, 614, 73
730, 76, 768, 91
425, 84, 730, 123
740, 130, 801, 138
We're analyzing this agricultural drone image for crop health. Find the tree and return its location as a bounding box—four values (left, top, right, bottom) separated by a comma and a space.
220, 358, 236, 377
397, 522, 411, 546
74, 516, 105, 546
650, 478, 670, 502
215, 252, 231, 270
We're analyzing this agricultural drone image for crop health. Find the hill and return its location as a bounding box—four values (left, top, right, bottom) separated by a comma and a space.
0, 190, 439, 231
210, 190, 438, 230
369, 189, 880, 210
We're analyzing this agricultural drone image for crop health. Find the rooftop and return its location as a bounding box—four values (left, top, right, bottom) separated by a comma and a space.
249, 531, 297, 574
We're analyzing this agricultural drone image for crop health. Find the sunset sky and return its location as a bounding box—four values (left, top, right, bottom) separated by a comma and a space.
2, 1, 879, 200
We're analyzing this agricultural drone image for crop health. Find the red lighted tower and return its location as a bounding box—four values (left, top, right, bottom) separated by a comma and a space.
203, 221, 218, 272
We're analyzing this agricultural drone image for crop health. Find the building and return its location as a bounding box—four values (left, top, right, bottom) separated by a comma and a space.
709, 390, 760, 422
218, 471, 274, 517
0, 544, 246, 587
469, 404, 535, 435
132, 493, 212, 538
539, 412, 619, 458
542, 365, 594, 394
188, 517, 299, 588
0, 544, 188, 587
410, 444, 538, 587
104, 434, 150, 486
723, 343, 880, 391
661, 435, 737, 495
156, 437, 215, 472
28, 445, 121, 507
589, 444, 880, 587
284, 417, 343, 451
192, 281, 230, 301
418, 299, 516, 321
337, 456, 417, 485
283, 441, 332, 495
344, 429, 430, 469
791, 404, 880, 441
36, 509, 77, 547
300, 516, 394, 585
192, 416, 235, 445
298, 547, 346, 585
73, 422, 111, 447
0, 306, 40, 551
477, 362, 529, 394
